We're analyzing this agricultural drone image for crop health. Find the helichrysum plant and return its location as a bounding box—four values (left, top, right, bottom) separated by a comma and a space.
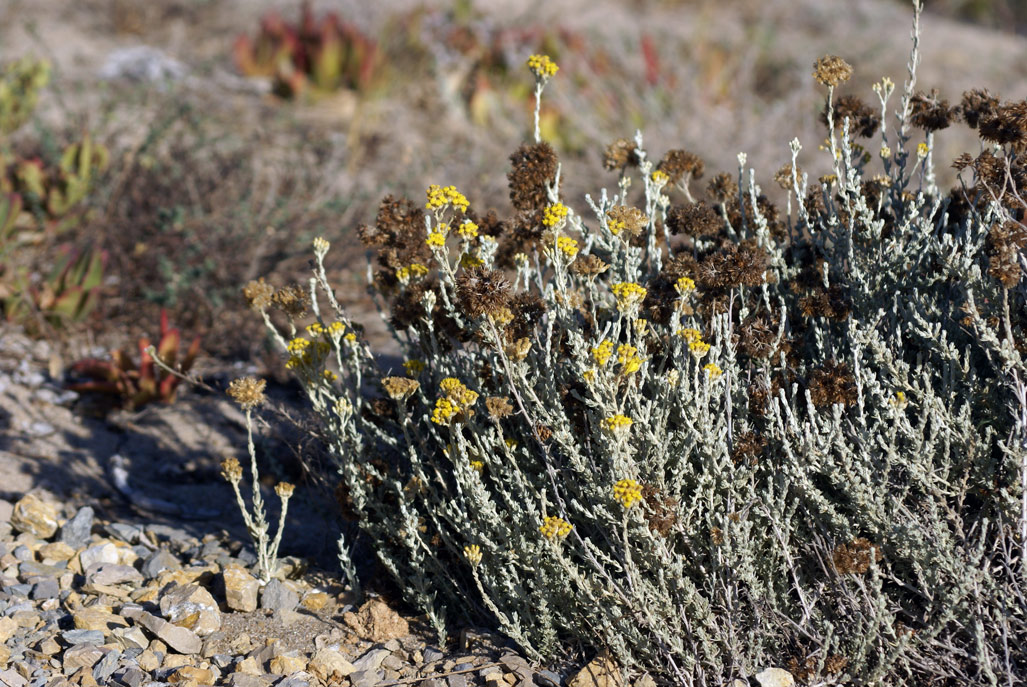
250, 3, 1027, 683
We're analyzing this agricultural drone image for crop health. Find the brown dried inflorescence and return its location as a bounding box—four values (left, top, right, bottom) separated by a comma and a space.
808, 361, 857, 408
774, 164, 802, 191
730, 431, 766, 465
571, 253, 609, 278
961, 89, 1000, 129
737, 312, 780, 359
508, 142, 558, 212
798, 285, 852, 321
641, 484, 678, 537
821, 95, 880, 138
243, 278, 275, 311
985, 220, 1027, 288
272, 284, 309, 319
832, 537, 882, 574
707, 173, 738, 203
694, 241, 769, 289
666, 201, 721, 237
603, 137, 638, 171
456, 266, 511, 319
486, 396, 514, 419
606, 205, 649, 238
812, 55, 853, 87
977, 99, 1027, 148
909, 89, 957, 132
227, 376, 267, 410
382, 376, 420, 401
657, 149, 705, 185
508, 291, 547, 339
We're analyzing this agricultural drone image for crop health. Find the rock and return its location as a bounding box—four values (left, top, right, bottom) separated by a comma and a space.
159, 584, 221, 636
140, 551, 180, 580
268, 655, 305, 675
349, 669, 382, 687
37, 542, 76, 563
755, 668, 795, 687
36, 636, 61, 655
235, 657, 262, 676
92, 649, 121, 682
31, 576, 60, 600
58, 508, 94, 550
85, 563, 143, 586
63, 645, 103, 673
61, 630, 105, 646
351, 648, 390, 673
118, 667, 147, 687
221, 566, 259, 613
448, 674, 468, 687
423, 647, 444, 664
79, 544, 119, 572
10, 495, 59, 539
536, 671, 562, 687
567, 652, 623, 687
0, 669, 27, 687
110, 627, 149, 650
299, 592, 329, 612
134, 611, 202, 655
342, 598, 409, 643
259, 579, 298, 614
277, 675, 310, 687
0, 617, 17, 643
168, 667, 213, 684
136, 650, 159, 672
224, 674, 272, 687
72, 608, 128, 634
104, 524, 142, 545
381, 654, 404, 671
307, 649, 355, 682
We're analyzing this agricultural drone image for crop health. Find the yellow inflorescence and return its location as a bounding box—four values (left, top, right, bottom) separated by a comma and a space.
540, 515, 572, 539
431, 378, 479, 425
464, 544, 482, 566
459, 254, 483, 269
704, 363, 723, 379
601, 414, 633, 434
426, 232, 446, 248
323, 370, 338, 382
677, 327, 702, 343
470, 460, 484, 473
426, 184, 469, 213
555, 236, 579, 257
457, 220, 479, 239
917, 142, 930, 159
651, 169, 670, 185
592, 340, 614, 366
527, 54, 559, 79
612, 479, 642, 508
404, 359, 426, 376
328, 321, 345, 337
288, 337, 310, 354
306, 323, 325, 337
542, 203, 569, 227
611, 282, 647, 312
689, 341, 711, 359
431, 397, 461, 425
675, 276, 696, 295
617, 344, 643, 374
312, 236, 330, 255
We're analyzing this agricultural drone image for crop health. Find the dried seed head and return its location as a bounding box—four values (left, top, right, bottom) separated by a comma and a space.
227, 376, 267, 410
657, 149, 705, 184
275, 482, 295, 499
812, 55, 853, 87
382, 376, 420, 400
456, 267, 511, 319
603, 138, 638, 171
832, 537, 882, 574
706, 173, 738, 203
808, 360, 857, 408
606, 205, 648, 237
978, 100, 1027, 147
666, 201, 721, 237
961, 88, 999, 129
243, 278, 275, 312
822, 95, 880, 138
909, 89, 956, 132
220, 457, 243, 483
272, 284, 309, 319
508, 142, 559, 212
571, 253, 609, 278
486, 396, 514, 419
773, 164, 801, 191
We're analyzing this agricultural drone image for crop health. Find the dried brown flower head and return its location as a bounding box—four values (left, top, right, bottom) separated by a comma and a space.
227, 376, 267, 410
456, 267, 511, 319
504, 337, 532, 361
812, 55, 853, 87
909, 89, 956, 132
821, 95, 880, 138
272, 284, 309, 319
832, 537, 882, 574
695, 242, 768, 289
657, 149, 705, 185
961, 89, 999, 129
243, 278, 275, 311
603, 138, 638, 171
641, 484, 678, 536
978, 100, 1027, 147
666, 201, 721, 237
535, 424, 553, 442
808, 361, 857, 408
508, 142, 558, 212
774, 164, 802, 191
798, 285, 852, 321
486, 396, 514, 419
220, 457, 243, 483
275, 482, 295, 499
606, 205, 648, 237
707, 173, 738, 203
730, 430, 766, 465
508, 291, 547, 339
571, 254, 609, 278
382, 376, 420, 401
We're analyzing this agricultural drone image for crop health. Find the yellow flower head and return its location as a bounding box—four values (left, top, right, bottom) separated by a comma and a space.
540, 515, 572, 539
617, 344, 643, 374
677, 327, 702, 343
555, 236, 578, 257
689, 341, 711, 359
651, 169, 670, 185
323, 369, 338, 383
404, 359, 426, 376
527, 54, 559, 80
440, 377, 479, 406
464, 544, 482, 566
600, 414, 633, 435
431, 397, 460, 425
426, 231, 446, 248
916, 142, 930, 159
287, 337, 310, 354
312, 236, 330, 257
457, 220, 479, 239
459, 253, 483, 269
704, 363, 723, 379
612, 479, 642, 508
426, 184, 469, 213
611, 282, 647, 312
675, 276, 696, 295
542, 203, 569, 228
592, 340, 614, 366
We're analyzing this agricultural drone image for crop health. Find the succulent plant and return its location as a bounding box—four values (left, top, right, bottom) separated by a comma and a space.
233, 1, 380, 98
2, 243, 106, 326
68, 309, 201, 409
0, 58, 49, 136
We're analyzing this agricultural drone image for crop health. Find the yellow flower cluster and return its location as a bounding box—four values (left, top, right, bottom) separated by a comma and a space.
916, 142, 930, 159
431, 378, 479, 425
426, 232, 446, 248
312, 236, 330, 256
542, 203, 569, 227
689, 341, 711, 359
617, 344, 643, 374
612, 479, 642, 508
540, 515, 572, 539
651, 169, 670, 185
611, 282, 647, 312
464, 544, 482, 566
677, 327, 702, 343
470, 460, 484, 473
555, 236, 578, 257
889, 391, 908, 409
601, 414, 633, 434
459, 254, 484, 269
426, 184, 469, 213
592, 340, 614, 366
404, 359, 426, 376
675, 276, 696, 295
285, 337, 331, 370
704, 363, 723, 379
527, 54, 559, 79
396, 263, 430, 282
457, 220, 479, 239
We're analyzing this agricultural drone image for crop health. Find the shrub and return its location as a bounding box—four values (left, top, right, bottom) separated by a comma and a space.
251, 4, 1026, 684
